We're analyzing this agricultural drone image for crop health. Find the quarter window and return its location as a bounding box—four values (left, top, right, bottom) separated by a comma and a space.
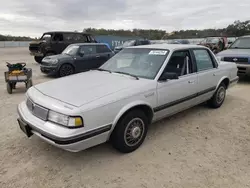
193, 49, 214, 71
96, 45, 111, 53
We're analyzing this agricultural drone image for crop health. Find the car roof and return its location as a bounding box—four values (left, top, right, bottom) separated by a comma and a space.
240, 35, 250, 38
44, 31, 92, 35
128, 44, 206, 51
70, 43, 107, 46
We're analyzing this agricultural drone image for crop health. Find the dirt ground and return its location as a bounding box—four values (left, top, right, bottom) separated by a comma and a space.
0, 47, 250, 188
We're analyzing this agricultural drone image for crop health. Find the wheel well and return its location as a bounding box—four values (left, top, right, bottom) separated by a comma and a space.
45, 51, 56, 56
59, 63, 75, 70
116, 105, 154, 125
221, 78, 230, 89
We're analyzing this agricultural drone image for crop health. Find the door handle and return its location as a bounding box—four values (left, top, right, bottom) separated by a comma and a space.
188, 80, 195, 84
96, 55, 100, 58
213, 73, 216, 76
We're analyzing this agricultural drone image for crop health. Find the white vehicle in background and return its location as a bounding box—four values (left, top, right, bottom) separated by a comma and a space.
17, 44, 238, 153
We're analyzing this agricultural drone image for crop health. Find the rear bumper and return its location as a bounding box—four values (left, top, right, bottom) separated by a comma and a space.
236, 64, 250, 76
17, 101, 111, 152
229, 76, 239, 88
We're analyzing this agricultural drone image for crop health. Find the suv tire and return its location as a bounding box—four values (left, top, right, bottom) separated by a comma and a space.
34, 56, 43, 64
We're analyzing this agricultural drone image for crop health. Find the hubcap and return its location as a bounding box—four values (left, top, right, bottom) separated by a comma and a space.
61, 65, 73, 76
124, 118, 145, 147
216, 87, 225, 104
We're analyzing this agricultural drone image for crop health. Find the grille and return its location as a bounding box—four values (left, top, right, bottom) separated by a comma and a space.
224, 57, 249, 64
26, 98, 49, 121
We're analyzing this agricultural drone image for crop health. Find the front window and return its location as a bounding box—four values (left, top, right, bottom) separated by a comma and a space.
62, 45, 79, 56
122, 40, 136, 47
40, 33, 52, 42
100, 48, 169, 79
230, 38, 250, 49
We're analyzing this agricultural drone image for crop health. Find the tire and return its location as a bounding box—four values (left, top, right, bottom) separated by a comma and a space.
26, 80, 33, 90
207, 83, 226, 108
34, 56, 43, 64
111, 110, 148, 153
6, 83, 12, 94
58, 64, 74, 77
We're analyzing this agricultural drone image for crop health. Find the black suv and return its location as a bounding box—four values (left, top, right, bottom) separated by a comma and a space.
114, 39, 151, 53
29, 31, 97, 63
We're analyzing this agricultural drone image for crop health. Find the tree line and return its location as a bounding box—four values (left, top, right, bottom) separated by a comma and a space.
0, 20, 249, 41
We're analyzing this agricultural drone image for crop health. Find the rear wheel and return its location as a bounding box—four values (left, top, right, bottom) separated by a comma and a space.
207, 83, 226, 108
59, 64, 74, 77
111, 110, 148, 153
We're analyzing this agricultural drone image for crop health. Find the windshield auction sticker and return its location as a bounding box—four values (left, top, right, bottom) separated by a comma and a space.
149, 50, 168, 55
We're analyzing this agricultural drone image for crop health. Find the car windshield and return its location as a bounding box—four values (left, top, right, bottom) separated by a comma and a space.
100, 48, 169, 79
62, 45, 79, 55
122, 40, 136, 47
230, 38, 250, 49
40, 34, 52, 42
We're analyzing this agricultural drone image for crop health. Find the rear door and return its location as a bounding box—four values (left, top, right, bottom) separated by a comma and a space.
96, 45, 113, 67
191, 48, 221, 103
74, 45, 99, 71
62, 33, 75, 51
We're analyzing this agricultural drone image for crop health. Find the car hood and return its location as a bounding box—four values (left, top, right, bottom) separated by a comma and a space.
43, 54, 73, 61
217, 49, 250, 57
34, 71, 148, 107
29, 40, 43, 46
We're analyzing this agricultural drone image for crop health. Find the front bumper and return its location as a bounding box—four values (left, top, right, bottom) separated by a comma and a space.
40, 64, 58, 75
17, 101, 111, 152
236, 64, 250, 76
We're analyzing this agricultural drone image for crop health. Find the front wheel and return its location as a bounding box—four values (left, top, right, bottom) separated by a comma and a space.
111, 110, 148, 153
207, 83, 226, 108
58, 64, 74, 77
34, 56, 43, 64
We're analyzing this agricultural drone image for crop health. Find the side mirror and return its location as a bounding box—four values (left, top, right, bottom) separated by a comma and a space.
160, 72, 179, 81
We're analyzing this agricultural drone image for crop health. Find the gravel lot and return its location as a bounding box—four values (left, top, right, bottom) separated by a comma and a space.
1, 47, 250, 188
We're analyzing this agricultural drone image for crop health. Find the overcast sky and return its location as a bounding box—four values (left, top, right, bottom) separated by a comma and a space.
1, 0, 250, 37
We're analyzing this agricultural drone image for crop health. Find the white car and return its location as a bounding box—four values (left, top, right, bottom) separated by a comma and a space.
17, 44, 239, 153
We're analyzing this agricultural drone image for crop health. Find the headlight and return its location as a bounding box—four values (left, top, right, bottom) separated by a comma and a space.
49, 59, 58, 64
48, 110, 83, 127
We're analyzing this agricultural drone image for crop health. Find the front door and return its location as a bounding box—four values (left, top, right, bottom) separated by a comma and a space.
96, 44, 113, 67
154, 50, 198, 121
191, 49, 222, 103
74, 45, 99, 72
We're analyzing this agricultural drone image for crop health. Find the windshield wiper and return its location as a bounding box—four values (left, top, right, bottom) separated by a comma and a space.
113, 71, 139, 80
94, 68, 112, 73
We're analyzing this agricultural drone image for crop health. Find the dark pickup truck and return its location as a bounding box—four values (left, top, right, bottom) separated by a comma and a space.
29, 31, 97, 63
